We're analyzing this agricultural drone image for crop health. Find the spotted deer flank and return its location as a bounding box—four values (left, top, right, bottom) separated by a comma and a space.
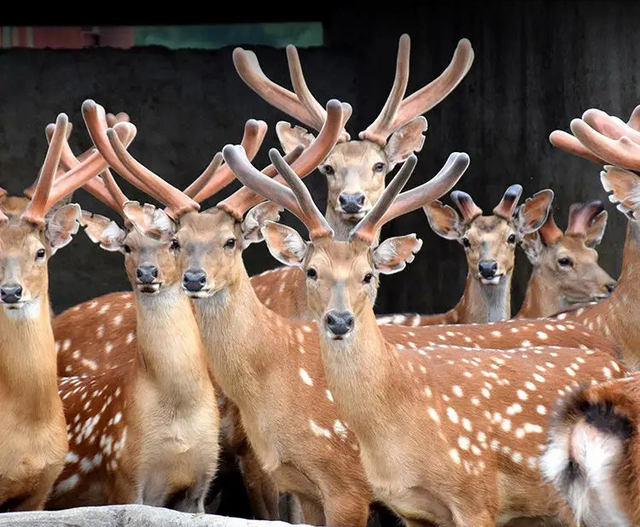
226, 141, 629, 526
238, 34, 474, 319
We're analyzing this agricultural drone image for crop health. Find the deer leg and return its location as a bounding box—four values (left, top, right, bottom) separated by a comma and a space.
10, 463, 64, 511
297, 495, 326, 526
323, 494, 370, 527
238, 447, 280, 519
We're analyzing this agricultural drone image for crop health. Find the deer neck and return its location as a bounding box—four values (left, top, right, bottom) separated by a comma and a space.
316, 306, 407, 442
134, 284, 210, 404
0, 295, 61, 421
193, 266, 278, 405
324, 207, 381, 245
452, 271, 511, 323
517, 268, 563, 318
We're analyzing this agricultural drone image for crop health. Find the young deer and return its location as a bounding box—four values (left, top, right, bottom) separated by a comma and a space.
226, 144, 629, 527
516, 200, 616, 318
236, 34, 474, 318
50, 103, 279, 518
547, 106, 640, 370
378, 185, 553, 325
107, 111, 469, 526
0, 113, 126, 511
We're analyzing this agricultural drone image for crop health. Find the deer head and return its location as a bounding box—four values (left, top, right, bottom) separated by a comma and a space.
90, 100, 345, 300
233, 35, 474, 236
223, 144, 470, 340
0, 114, 131, 313
424, 185, 553, 285
520, 201, 616, 305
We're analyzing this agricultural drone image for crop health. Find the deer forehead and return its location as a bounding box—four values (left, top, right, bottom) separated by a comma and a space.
308, 239, 372, 271
123, 229, 170, 252
0, 222, 44, 252
327, 140, 388, 170
178, 209, 239, 244
554, 235, 598, 260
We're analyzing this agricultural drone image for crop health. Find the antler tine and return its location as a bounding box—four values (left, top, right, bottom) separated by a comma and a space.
106, 128, 200, 220
100, 168, 129, 216
287, 45, 352, 142
451, 190, 483, 223
82, 99, 167, 203
184, 153, 224, 199
582, 109, 640, 145
374, 152, 471, 236
627, 105, 640, 131
218, 98, 345, 219
359, 34, 411, 145
538, 208, 563, 244
222, 144, 308, 224
22, 113, 69, 226
566, 200, 605, 236
191, 119, 268, 203
0, 187, 7, 224
106, 112, 130, 127
45, 122, 135, 210
549, 129, 608, 165
570, 118, 640, 171
493, 184, 523, 219
268, 148, 334, 239
350, 155, 418, 243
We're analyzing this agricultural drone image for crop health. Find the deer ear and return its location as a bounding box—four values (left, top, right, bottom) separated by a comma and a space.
519, 232, 544, 265
585, 210, 608, 248
373, 234, 423, 275
262, 221, 309, 267
601, 166, 640, 219
514, 190, 554, 236
276, 121, 316, 154
80, 211, 127, 253
424, 201, 465, 240
241, 202, 284, 249
45, 203, 82, 255
385, 117, 427, 166
122, 201, 175, 242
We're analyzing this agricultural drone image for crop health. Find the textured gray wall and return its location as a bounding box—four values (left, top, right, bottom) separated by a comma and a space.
1, 0, 638, 317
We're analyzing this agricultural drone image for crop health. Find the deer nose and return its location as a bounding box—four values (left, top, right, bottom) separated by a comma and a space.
136, 265, 158, 284
325, 310, 355, 336
606, 282, 616, 294
183, 269, 207, 292
338, 193, 366, 214
0, 284, 23, 304
478, 260, 498, 279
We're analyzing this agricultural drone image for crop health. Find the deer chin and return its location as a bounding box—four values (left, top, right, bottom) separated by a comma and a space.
480, 274, 504, 286
183, 288, 214, 299
137, 283, 162, 295
339, 210, 368, 222
1, 297, 40, 319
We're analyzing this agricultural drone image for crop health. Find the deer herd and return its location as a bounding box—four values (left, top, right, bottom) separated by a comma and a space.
0, 33, 637, 527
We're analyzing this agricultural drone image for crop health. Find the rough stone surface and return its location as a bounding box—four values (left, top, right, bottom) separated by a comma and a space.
0, 504, 301, 526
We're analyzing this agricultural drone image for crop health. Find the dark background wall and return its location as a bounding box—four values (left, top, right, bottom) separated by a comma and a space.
2, 0, 638, 315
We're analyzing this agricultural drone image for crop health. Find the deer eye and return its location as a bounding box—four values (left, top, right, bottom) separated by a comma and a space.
224, 238, 236, 249
558, 257, 573, 268
123, 245, 132, 254
373, 162, 385, 173
507, 233, 517, 244
306, 268, 318, 280
462, 237, 471, 248
170, 239, 180, 251
322, 165, 335, 176
363, 272, 374, 284
35, 248, 46, 260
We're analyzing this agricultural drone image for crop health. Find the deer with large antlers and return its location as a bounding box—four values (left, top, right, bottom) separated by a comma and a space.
0, 112, 134, 511
516, 200, 615, 319
50, 103, 279, 518
377, 185, 554, 326
236, 34, 474, 319
103, 98, 474, 526
225, 142, 630, 527
534, 106, 640, 527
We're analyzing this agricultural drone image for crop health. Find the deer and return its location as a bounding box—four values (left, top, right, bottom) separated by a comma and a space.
535, 106, 640, 527
0, 112, 136, 511
544, 105, 640, 370
235, 33, 475, 319
49, 102, 280, 519
376, 184, 554, 326
223, 142, 630, 527
516, 200, 616, 319
101, 99, 472, 527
